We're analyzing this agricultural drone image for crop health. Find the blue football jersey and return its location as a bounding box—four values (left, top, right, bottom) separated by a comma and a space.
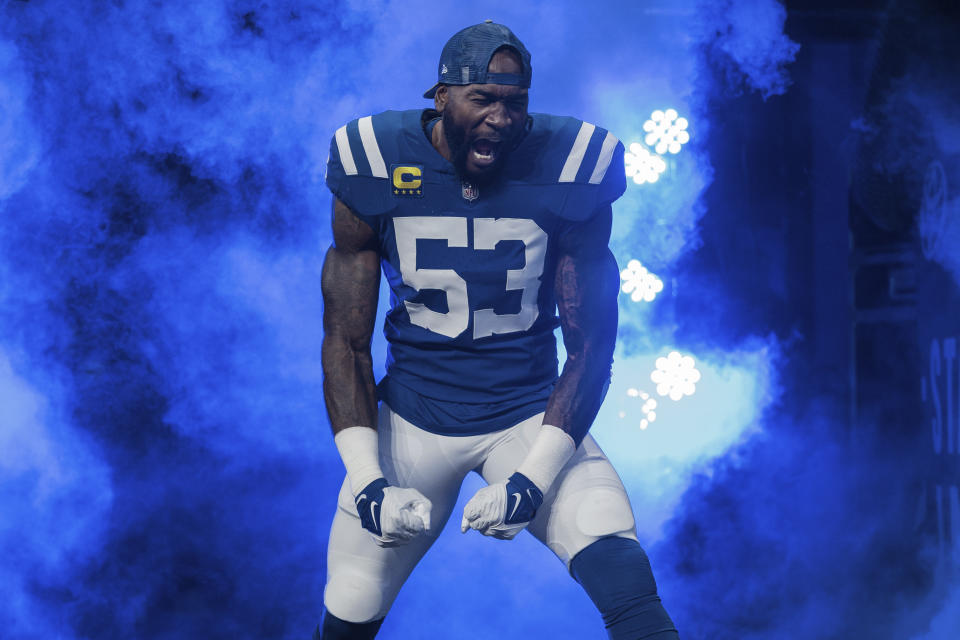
325, 109, 625, 435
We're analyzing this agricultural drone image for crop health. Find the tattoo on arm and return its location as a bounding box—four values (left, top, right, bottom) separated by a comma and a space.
543, 205, 618, 445
321, 198, 381, 435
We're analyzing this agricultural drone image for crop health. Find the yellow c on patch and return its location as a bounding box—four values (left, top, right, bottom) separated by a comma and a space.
392, 165, 422, 190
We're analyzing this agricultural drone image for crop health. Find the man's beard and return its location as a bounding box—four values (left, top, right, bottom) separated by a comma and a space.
442, 111, 512, 186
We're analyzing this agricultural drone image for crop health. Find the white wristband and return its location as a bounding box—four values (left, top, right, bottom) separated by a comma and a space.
334, 426, 384, 495
515, 424, 577, 494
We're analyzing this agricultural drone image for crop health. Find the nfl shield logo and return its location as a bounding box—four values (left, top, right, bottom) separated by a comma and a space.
461, 181, 479, 201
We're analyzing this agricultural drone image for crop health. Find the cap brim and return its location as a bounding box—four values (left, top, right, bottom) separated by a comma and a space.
423, 82, 441, 99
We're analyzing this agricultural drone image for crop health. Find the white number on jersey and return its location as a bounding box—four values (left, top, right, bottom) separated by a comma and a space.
392, 216, 548, 340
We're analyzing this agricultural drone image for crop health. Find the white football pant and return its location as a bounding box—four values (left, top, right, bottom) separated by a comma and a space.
323, 403, 639, 624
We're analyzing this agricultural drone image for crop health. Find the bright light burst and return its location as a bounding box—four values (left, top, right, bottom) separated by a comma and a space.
620, 259, 664, 302
651, 351, 701, 401
624, 387, 658, 429
643, 108, 690, 155
624, 142, 666, 185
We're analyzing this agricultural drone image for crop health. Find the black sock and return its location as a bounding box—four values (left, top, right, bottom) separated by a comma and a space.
315, 612, 385, 640
570, 537, 680, 639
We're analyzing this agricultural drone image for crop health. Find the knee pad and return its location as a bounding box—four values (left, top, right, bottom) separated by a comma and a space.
570, 537, 679, 639
323, 570, 386, 624
316, 613, 384, 640
547, 485, 638, 566
575, 487, 636, 538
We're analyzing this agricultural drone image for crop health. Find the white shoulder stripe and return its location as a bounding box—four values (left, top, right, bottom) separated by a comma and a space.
588, 132, 619, 184
559, 121, 596, 183
358, 115, 388, 179
335, 125, 357, 176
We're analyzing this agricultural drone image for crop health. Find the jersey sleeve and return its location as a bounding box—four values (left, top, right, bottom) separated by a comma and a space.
325, 115, 397, 224
536, 116, 627, 222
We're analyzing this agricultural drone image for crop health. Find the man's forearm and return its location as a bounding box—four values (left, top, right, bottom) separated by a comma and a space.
543, 249, 618, 445
321, 282, 384, 495
320, 233, 381, 435
510, 249, 617, 497
321, 336, 378, 434
543, 350, 612, 446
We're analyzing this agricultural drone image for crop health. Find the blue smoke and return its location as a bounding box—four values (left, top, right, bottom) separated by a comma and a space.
0, 350, 113, 637
697, 0, 800, 99
0, 39, 40, 200
5, 0, 951, 638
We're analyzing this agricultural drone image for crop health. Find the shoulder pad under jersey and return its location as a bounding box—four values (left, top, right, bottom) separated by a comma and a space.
325, 110, 407, 217
510, 113, 627, 222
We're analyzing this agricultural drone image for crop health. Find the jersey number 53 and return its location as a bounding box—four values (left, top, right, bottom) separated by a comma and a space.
393, 216, 547, 340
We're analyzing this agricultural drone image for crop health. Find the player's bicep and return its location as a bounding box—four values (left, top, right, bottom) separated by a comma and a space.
555, 204, 619, 355
556, 202, 612, 258
322, 198, 381, 347
330, 197, 378, 253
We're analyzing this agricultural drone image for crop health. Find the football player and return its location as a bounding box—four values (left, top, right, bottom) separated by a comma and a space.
316, 21, 680, 640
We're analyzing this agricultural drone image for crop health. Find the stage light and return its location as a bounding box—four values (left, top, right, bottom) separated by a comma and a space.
643, 108, 690, 155
620, 259, 664, 302
623, 387, 658, 430
651, 350, 701, 401
625, 142, 667, 185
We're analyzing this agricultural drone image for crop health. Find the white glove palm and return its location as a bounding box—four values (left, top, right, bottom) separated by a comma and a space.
379, 486, 432, 545
355, 479, 432, 547
460, 472, 544, 540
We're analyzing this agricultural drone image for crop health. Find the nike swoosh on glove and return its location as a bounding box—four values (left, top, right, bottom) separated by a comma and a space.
355, 478, 433, 547
460, 472, 544, 540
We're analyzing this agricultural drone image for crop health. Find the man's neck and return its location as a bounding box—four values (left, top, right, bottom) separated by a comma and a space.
430, 117, 452, 163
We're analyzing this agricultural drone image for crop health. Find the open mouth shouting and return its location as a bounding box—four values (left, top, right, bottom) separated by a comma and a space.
469, 138, 502, 170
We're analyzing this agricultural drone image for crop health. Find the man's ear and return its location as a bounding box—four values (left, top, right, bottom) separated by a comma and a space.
434, 85, 448, 113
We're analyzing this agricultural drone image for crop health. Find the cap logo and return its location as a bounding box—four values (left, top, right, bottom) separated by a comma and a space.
461, 66, 470, 84
441, 64, 448, 75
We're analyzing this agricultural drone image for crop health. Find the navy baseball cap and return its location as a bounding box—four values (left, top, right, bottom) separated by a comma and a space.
423, 20, 532, 99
